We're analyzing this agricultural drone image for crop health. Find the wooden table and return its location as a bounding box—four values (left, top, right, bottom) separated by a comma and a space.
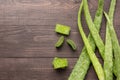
0, 0, 119, 80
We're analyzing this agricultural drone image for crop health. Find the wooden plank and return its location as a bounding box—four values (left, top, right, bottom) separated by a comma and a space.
0, 0, 111, 26
0, 58, 102, 80
0, 25, 111, 58
0, 58, 76, 80
0, 25, 83, 57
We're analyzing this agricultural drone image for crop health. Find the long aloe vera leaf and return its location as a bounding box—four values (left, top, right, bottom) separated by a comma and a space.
104, 0, 116, 79
104, 16, 113, 80
77, 2, 105, 80
68, 0, 104, 79
104, 11, 120, 80
83, 0, 105, 58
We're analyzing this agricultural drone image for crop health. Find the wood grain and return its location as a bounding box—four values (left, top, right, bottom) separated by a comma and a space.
0, 0, 119, 80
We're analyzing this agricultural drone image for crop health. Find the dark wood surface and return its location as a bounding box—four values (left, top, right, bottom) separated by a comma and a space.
0, 0, 120, 80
